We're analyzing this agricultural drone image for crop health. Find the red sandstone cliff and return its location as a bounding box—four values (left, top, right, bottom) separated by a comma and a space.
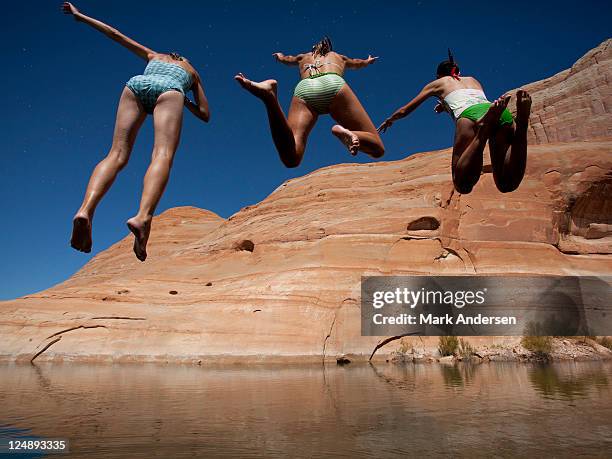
1, 40, 610, 363
507, 38, 611, 144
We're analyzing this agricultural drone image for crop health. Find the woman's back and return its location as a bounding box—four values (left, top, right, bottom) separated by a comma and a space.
436, 75, 483, 98
146, 53, 197, 80
140, 60, 193, 92
298, 51, 347, 79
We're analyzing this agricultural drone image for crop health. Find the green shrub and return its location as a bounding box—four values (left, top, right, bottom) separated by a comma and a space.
398, 338, 410, 354
458, 338, 475, 359
597, 336, 612, 350
438, 336, 459, 356
521, 335, 553, 354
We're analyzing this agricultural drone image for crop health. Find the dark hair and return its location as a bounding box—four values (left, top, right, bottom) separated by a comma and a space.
436, 48, 459, 77
312, 36, 333, 56
169, 52, 184, 61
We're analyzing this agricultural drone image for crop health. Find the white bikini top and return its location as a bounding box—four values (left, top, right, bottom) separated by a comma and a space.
303, 59, 343, 76
442, 88, 489, 121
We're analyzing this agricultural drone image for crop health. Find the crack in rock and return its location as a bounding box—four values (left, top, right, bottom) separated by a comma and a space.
369, 333, 420, 361
30, 337, 62, 363
397, 236, 473, 271
434, 246, 465, 264
322, 314, 337, 363
31, 322, 116, 362
462, 247, 477, 272
441, 188, 455, 209
91, 316, 146, 321
46, 324, 108, 340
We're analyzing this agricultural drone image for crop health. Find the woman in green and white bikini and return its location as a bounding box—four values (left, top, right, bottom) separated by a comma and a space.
378, 51, 532, 194
235, 37, 385, 167
62, 2, 209, 261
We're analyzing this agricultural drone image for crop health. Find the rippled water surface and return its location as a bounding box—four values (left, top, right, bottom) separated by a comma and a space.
1, 362, 611, 458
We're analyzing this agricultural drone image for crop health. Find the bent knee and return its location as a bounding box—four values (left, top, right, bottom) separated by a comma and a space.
454, 184, 473, 195
496, 180, 520, 194
282, 155, 302, 168
452, 169, 480, 194
370, 143, 385, 158
453, 177, 475, 195
282, 144, 304, 168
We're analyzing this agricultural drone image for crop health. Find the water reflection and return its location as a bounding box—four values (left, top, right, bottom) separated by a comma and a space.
0, 362, 610, 458
439, 363, 480, 388
528, 363, 609, 401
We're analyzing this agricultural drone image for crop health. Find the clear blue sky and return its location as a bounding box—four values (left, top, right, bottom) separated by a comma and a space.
1, 0, 610, 300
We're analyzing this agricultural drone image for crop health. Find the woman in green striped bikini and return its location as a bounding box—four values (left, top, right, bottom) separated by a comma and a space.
235, 37, 385, 167
378, 51, 532, 194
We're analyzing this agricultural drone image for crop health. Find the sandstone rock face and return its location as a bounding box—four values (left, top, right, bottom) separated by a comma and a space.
1, 42, 610, 363
506, 39, 612, 144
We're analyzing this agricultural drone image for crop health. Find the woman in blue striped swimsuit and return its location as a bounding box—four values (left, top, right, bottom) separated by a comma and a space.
235, 37, 384, 167
62, 2, 210, 261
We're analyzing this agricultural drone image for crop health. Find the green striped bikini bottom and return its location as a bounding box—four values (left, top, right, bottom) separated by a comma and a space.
293, 72, 346, 114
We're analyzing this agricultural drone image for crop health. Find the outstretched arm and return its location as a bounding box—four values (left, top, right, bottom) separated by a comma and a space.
377, 81, 439, 133
342, 54, 378, 69
62, 2, 154, 61
185, 72, 210, 123
272, 53, 305, 66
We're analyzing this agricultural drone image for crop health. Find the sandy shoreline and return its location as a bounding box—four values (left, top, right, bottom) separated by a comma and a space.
1, 337, 610, 366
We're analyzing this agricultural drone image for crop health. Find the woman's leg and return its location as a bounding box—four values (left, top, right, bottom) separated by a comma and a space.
328, 84, 384, 158
286, 96, 319, 166
452, 96, 510, 194
452, 118, 481, 194
71, 87, 146, 253
488, 90, 531, 193
234, 74, 317, 167
126, 91, 184, 261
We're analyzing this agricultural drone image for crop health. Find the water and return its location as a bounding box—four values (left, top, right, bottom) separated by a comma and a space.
1, 362, 611, 458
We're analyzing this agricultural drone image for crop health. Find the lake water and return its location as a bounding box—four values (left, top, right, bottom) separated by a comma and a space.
1, 362, 611, 458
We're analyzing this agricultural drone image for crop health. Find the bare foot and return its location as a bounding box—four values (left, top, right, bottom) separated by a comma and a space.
71, 213, 92, 253
332, 125, 360, 156
234, 73, 278, 101
515, 90, 532, 127
478, 95, 511, 134
126, 217, 151, 262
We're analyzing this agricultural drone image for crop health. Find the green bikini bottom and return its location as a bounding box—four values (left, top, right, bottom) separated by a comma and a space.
293, 73, 346, 114
459, 102, 514, 126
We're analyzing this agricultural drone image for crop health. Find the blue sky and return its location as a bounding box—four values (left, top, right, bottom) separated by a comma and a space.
1, 0, 610, 300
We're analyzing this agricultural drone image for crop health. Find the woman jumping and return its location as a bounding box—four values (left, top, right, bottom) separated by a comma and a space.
62, 2, 210, 261
235, 37, 384, 167
378, 50, 531, 194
